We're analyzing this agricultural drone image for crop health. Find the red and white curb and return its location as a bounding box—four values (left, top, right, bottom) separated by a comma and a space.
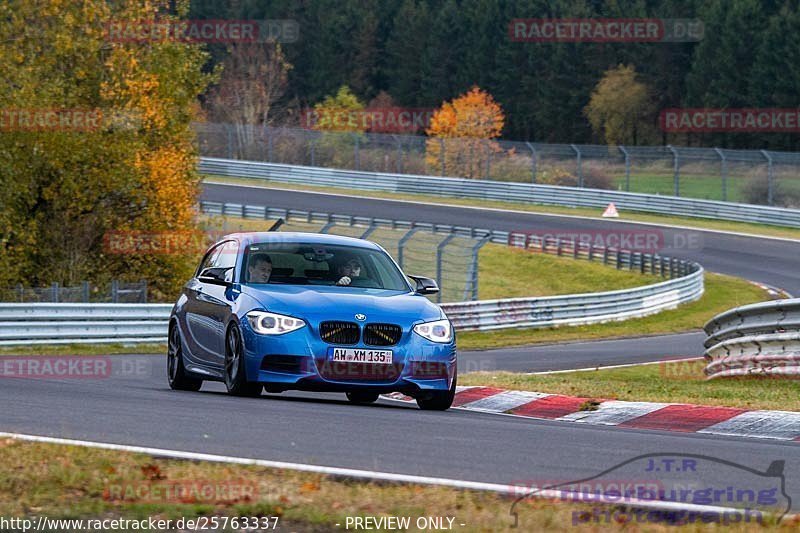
383, 387, 800, 442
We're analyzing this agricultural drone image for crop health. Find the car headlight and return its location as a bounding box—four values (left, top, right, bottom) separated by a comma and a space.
413, 319, 453, 343
246, 311, 305, 335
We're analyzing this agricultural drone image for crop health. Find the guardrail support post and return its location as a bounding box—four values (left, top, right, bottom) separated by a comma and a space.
52, 282, 59, 303
141, 280, 148, 304
111, 280, 118, 303
320, 218, 337, 234
435, 234, 457, 303
761, 150, 775, 206
82, 281, 90, 303
570, 144, 583, 187
668, 145, 680, 197
16, 283, 23, 302
603, 247, 609, 265
615, 250, 621, 269
556, 238, 562, 256
714, 148, 727, 202
526, 142, 537, 183
619, 145, 631, 191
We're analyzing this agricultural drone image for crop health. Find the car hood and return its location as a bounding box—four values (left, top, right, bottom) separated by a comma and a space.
241, 284, 444, 324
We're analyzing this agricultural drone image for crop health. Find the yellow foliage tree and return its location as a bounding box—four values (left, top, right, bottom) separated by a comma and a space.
425, 87, 505, 179
0, 0, 215, 300
584, 65, 655, 146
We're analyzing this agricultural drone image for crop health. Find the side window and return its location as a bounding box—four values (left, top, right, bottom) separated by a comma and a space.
214, 241, 239, 270
196, 244, 223, 277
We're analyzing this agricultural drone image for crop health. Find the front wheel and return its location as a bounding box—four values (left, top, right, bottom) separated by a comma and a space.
416, 371, 456, 411
224, 324, 262, 397
167, 323, 202, 391
346, 391, 379, 404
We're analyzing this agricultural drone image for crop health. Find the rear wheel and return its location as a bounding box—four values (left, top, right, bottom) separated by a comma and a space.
416, 371, 456, 411
224, 325, 262, 397
167, 323, 202, 391
346, 391, 380, 404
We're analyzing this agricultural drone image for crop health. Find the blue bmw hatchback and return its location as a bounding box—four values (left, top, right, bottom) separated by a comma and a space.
168, 232, 457, 410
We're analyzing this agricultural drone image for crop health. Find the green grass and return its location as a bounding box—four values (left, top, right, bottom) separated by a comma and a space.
204, 175, 800, 240
460, 359, 800, 412
458, 273, 768, 351
0, 343, 165, 356
477, 244, 659, 300
0, 439, 790, 531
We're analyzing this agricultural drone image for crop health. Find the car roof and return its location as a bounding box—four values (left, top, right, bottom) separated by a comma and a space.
219, 231, 381, 250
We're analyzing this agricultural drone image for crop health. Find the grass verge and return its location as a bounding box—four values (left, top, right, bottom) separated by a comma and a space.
457, 273, 768, 351
0, 439, 790, 531
460, 359, 800, 412
204, 176, 800, 241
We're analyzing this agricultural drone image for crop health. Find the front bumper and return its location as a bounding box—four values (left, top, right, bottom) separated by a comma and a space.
241, 320, 456, 395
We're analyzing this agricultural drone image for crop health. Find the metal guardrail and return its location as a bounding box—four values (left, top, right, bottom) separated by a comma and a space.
0, 303, 172, 345
199, 157, 800, 228
703, 299, 800, 379
0, 257, 703, 344
196, 123, 800, 207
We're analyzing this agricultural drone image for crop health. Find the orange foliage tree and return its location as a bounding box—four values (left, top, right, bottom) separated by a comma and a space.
425, 87, 505, 178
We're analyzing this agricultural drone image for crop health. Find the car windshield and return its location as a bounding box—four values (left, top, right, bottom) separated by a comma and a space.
242, 242, 410, 291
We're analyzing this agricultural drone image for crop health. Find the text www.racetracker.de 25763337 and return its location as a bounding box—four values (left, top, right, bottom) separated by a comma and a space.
0, 516, 280, 532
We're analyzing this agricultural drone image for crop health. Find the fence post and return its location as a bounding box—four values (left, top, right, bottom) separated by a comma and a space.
439, 138, 446, 176
82, 281, 90, 302
714, 148, 727, 202
17, 283, 23, 302
226, 123, 234, 159
761, 150, 774, 206
310, 137, 317, 167
395, 136, 403, 174
354, 133, 360, 171
359, 220, 378, 239
267, 128, 274, 162
397, 227, 421, 270
435, 234, 457, 303
465, 234, 492, 301
668, 145, 680, 196
51, 282, 59, 303
619, 145, 631, 191
140, 279, 148, 303
526, 142, 537, 183
570, 144, 583, 187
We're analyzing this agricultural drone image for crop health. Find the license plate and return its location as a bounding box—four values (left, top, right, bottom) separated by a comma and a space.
330, 348, 393, 364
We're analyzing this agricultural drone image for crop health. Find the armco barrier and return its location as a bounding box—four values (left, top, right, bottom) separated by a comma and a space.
0, 264, 703, 345
199, 157, 800, 228
703, 299, 800, 379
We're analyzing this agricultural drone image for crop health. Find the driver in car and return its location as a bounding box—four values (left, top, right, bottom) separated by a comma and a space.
248, 254, 273, 283
335, 257, 363, 286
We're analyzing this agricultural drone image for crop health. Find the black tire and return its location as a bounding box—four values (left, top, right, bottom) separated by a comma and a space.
346, 391, 380, 404
224, 324, 262, 397
416, 371, 456, 411
167, 323, 202, 391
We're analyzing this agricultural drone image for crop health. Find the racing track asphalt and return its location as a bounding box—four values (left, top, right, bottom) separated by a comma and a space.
202, 182, 800, 370
2, 355, 800, 513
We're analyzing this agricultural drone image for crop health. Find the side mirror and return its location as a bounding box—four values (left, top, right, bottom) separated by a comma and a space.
199, 267, 233, 286
409, 275, 439, 295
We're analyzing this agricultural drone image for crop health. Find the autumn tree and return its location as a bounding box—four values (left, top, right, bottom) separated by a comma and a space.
206, 41, 291, 159
584, 65, 655, 146
425, 87, 504, 179
308, 86, 367, 168
0, 0, 214, 299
